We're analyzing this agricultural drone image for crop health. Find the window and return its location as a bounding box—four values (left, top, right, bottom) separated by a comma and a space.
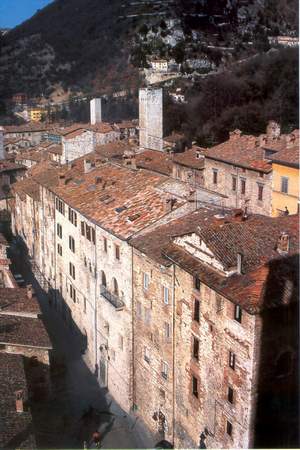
164, 322, 170, 339
213, 169, 218, 185
86, 225, 91, 241
57, 223, 62, 239
281, 176, 289, 194
216, 294, 224, 313
101, 271, 106, 287
81, 221, 85, 236
226, 420, 233, 437
137, 301, 142, 318
232, 176, 237, 192
57, 243, 62, 256
193, 336, 199, 360
69, 236, 75, 253
115, 244, 120, 260
145, 308, 151, 325
192, 375, 198, 398
143, 272, 150, 290
118, 335, 124, 351
234, 304, 242, 323
92, 229, 96, 245
55, 198, 65, 215
163, 286, 169, 305
258, 183, 264, 201
229, 351, 236, 370
241, 178, 246, 195
102, 237, 107, 253
68, 207, 77, 226
84, 297, 87, 314
69, 262, 75, 280
193, 299, 200, 322
228, 386, 234, 404
70, 284, 76, 302
194, 277, 200, 291
162, 361, 168, 379
112, 278, 119, 296
144, 346, 150, 363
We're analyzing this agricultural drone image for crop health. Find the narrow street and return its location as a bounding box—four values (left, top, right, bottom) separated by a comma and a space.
9, 242, 154, 449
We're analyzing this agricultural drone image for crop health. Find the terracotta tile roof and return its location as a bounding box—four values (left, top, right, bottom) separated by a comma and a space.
46, 144, 63, 155
32, 156, 185, 239
3, 123, 50, 133
203, 131, 272, 173
90, 123, 115, 134
0, 315, 52, 349
173, 146, 205, 170
130, 205, 230, 264
132, 210, 299, 314
0, 288, 41, 317
136, 150, 173, 175
15, 150, 47, 163
63, 128, 88, 140
269, 145, 299, 168
0, 161, 26, 173
95, 141, 132, 160
0, 353, 36, 449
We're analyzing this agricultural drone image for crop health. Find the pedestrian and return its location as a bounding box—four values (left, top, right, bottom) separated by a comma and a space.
284, 206, 289, 216
92, 431, 101, 448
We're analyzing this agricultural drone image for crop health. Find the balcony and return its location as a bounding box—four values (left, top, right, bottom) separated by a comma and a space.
100, 285, 125, 310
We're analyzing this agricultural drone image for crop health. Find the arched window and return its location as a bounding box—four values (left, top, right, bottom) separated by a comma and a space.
112, 278, 119, 297
101, 271, 106, 287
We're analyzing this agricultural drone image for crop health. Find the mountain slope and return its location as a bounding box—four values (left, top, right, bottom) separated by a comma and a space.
0, 0, 298, 99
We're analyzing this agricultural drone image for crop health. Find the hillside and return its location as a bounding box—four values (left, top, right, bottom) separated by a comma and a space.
0, 0, 298, 100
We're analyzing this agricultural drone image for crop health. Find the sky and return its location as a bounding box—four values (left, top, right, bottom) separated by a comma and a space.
0, 0, 53, 29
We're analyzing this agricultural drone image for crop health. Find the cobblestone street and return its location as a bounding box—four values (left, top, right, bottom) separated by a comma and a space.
9, 243, 154, 449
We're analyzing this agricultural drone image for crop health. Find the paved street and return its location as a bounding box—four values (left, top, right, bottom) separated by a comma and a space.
9, 243, 154, 449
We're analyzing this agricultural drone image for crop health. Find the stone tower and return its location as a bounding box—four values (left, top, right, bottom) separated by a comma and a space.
0, 127, 4, 160
139, 88, 163, 152
90, 98, 102, 125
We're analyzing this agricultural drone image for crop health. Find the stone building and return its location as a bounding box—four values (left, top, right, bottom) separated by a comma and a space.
172, 147, 205, 186
202, 130, 273, 215
0, 353, 37, 449
11, 152, 194, 413
130, 210, 299, 448
139, 88, 163, 152
61, 129, 96, 164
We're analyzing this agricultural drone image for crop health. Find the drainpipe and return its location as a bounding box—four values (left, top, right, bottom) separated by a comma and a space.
131, 245, 135, 411
94, 225, 98, 371
172, 263, 176, 446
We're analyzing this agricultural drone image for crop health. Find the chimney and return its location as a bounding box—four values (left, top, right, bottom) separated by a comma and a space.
90, 98, 102, 125
26, 284, 33, 299
237, 253, 243, 274
258, 134, 267, 147
84, 159, 92, 173
277, 231, 290, 255
95, 176, 102, 185
123, 150, 136, 169
266, 121, 281, 140
165, 197, 176, 213
285, 133, 296, 148
229, 129, 242, 140
15, 390, 24, 413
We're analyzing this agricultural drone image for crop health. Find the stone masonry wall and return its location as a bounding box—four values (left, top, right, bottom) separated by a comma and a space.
204, 159, 272, 216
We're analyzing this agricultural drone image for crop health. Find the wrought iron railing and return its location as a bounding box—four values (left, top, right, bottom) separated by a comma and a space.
100, 285, 124, 310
